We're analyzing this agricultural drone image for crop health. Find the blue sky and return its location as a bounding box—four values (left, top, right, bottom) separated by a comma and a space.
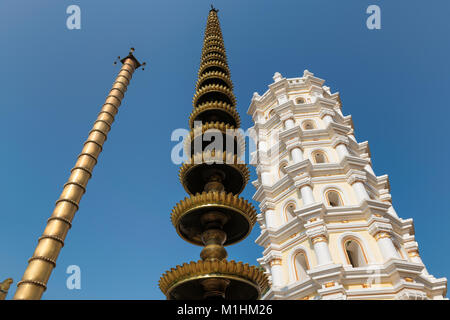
0, 0, 449, 299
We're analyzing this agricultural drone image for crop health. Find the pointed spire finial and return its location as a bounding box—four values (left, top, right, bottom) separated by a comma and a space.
210, 4, 219, 13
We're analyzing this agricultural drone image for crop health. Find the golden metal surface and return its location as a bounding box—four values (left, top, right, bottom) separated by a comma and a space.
171, 191, 256, 246
196, 70, 233, 90
200, 228, 228, 261
159, 260, 268, 300
0, 278, 13, 300
189, 101, 240, 128
184, 121, 246, 158
187, 121, 237, 138
179, 151, 249, 195
171, 191, 256, 226
13, 52, 142, 300
193, 83, 236, 108
202, 45, 227, 58
160, 8, 268, 299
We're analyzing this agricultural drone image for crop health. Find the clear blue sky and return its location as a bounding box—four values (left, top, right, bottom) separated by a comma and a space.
1, 0, 449, 299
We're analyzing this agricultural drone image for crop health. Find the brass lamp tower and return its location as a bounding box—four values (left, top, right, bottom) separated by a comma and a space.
13, 49, 144, 300
159, 7, 268, 300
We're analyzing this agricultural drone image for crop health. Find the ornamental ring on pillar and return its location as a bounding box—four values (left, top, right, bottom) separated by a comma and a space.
374, 232, 391, 241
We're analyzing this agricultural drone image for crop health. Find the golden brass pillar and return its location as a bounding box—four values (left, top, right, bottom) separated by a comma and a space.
0, 278, 13, 300
13, 49, 144, 300
159, 7, 268, 300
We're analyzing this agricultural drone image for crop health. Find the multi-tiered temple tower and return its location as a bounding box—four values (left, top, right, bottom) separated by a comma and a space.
248, 70, 447, 300
159, 8, 268, 300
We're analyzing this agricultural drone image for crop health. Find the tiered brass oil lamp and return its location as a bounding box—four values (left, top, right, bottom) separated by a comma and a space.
159, 7, 268, 300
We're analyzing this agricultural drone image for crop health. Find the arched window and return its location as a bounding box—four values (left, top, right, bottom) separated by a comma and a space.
268, 109, 275, 119
302, 120, 316, 130
344, 239, 368, 268
294, 251, 310, 281
284, 202, 296, 222
278, 162, 288, 178
296, 97, 305, 104
312, 151, 328, 164
326, 190, 343, 207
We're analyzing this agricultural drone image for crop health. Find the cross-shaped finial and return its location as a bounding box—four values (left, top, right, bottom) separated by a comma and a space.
113, 47, 147, 70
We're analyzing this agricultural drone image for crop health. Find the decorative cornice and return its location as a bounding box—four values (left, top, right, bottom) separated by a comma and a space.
284, 138, 303, 152
346, 170, 367, 185
305, 223, 329, 243
368, 220, 394, 239
319, 108, 335, 119
331, 136, 349, 148
293, 174, 313, 189
260, 200, 276, 212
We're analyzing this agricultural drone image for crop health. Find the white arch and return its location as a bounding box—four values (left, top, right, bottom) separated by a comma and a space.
282, 198, 298, 223
287, 244, 314, 283
301, 119, 317, 130
278, 160, 289, 179
306, 148, 330, 164
319, 185, 350, 207
337, 232, 376, 266
295, 96, 306, 104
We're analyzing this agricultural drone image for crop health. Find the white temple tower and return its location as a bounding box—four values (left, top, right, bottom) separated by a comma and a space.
247, 70, 447, 300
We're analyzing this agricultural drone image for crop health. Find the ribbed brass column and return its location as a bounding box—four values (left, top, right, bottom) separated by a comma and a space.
14, 49, 143, 300
159, 7, 268, 300
0, 278, 13, 300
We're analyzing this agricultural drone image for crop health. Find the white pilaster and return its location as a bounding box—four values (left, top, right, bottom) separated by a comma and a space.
306, 223, 333, 266
259, 166, 271, 186
284, 118, 295, 129
301, 186, 314, 205
265, 209, 277, 229
319, 109, 335, 126
269, 258, 284, 288
369, 222, 400, 261
312, 236, 334, 265
294, 175, 315, 205
291, 147, 303, 163
407, 250, 430, 276
374, 232, 401, 260
332, 137, 350, 161
335, 144, 349, 159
